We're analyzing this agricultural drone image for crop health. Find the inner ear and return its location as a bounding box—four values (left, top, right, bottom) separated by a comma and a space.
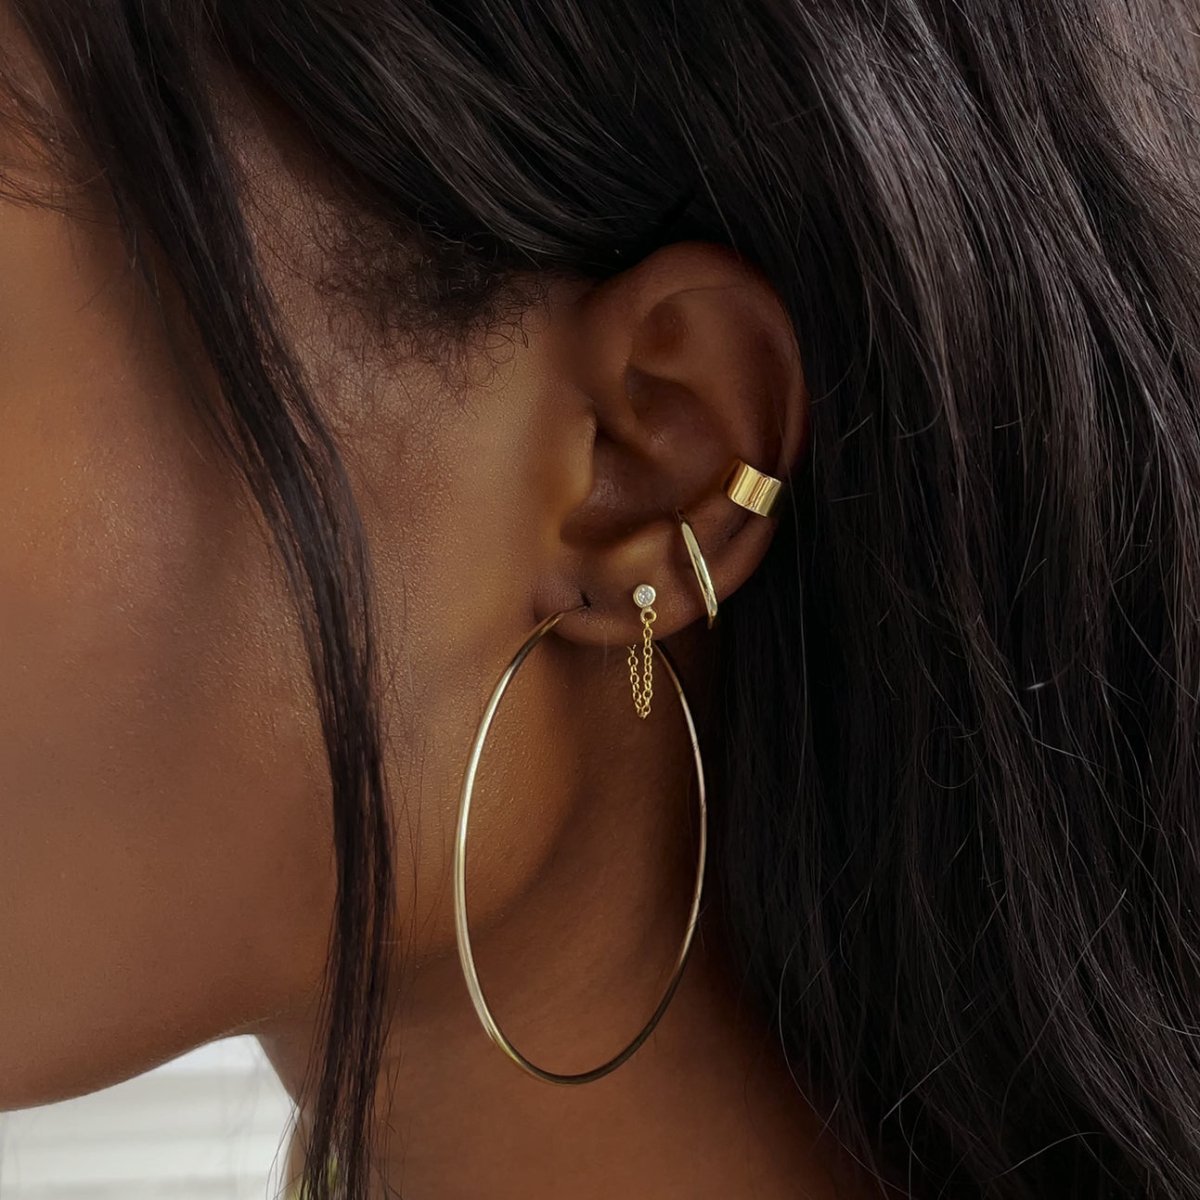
553, 240, 808, 646
570, 360, 730, 541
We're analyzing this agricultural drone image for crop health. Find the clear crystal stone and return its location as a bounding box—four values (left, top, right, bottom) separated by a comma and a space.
633, 583, 656, 608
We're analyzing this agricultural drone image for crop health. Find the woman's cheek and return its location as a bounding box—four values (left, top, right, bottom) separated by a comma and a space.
0, 197, 334, 1111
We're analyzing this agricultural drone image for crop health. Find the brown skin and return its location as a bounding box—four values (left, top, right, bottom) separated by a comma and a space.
0, 24, 880, 1200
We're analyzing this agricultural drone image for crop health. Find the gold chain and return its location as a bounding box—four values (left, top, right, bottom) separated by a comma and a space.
628, 604, 656, 719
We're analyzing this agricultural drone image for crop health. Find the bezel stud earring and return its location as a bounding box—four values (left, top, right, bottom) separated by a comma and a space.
725, 459, 783, 517
629, 584, 657, 718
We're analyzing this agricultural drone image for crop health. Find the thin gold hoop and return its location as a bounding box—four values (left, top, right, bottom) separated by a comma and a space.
677, 514, 719, 629
453, 607, 708, 1086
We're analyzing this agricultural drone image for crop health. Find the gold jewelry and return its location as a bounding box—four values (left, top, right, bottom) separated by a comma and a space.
453, 606, 708, 1086
677, 515, 718, 629
725, 459, 783, 516
628, 583, 657, 718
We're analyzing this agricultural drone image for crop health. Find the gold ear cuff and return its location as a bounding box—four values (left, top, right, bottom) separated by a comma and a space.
725, 459, 783, 517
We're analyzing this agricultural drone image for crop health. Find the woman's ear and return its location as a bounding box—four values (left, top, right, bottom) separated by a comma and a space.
550, 240, 809, 645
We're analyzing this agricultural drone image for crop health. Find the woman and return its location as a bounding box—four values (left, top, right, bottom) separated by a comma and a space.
2, 1, 1198, 1197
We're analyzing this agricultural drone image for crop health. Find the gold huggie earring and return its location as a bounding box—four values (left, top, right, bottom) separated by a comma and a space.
453, 605, 708, 1086
677, 513, 718, 629
628, 583, 657, 719
725, 459, 783, 517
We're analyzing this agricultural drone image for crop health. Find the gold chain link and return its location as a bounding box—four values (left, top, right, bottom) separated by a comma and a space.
628, 605, 656, 718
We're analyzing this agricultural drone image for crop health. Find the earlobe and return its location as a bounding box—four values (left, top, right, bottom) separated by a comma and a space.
550, 239, 807, 647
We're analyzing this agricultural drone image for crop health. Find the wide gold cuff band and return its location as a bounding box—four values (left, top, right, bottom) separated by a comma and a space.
725, 460, 783, 517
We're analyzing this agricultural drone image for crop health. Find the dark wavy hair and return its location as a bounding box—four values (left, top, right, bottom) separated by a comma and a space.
6, 1, 1200, 1196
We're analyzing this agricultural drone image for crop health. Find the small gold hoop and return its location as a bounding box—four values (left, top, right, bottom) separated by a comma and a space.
677, 514, 719, 629
453, 608, 708, 1086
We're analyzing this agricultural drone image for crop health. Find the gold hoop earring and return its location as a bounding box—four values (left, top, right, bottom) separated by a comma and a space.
677, 514, 718, 629
453, 606, 708, 1086
725, 459, 783, 516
